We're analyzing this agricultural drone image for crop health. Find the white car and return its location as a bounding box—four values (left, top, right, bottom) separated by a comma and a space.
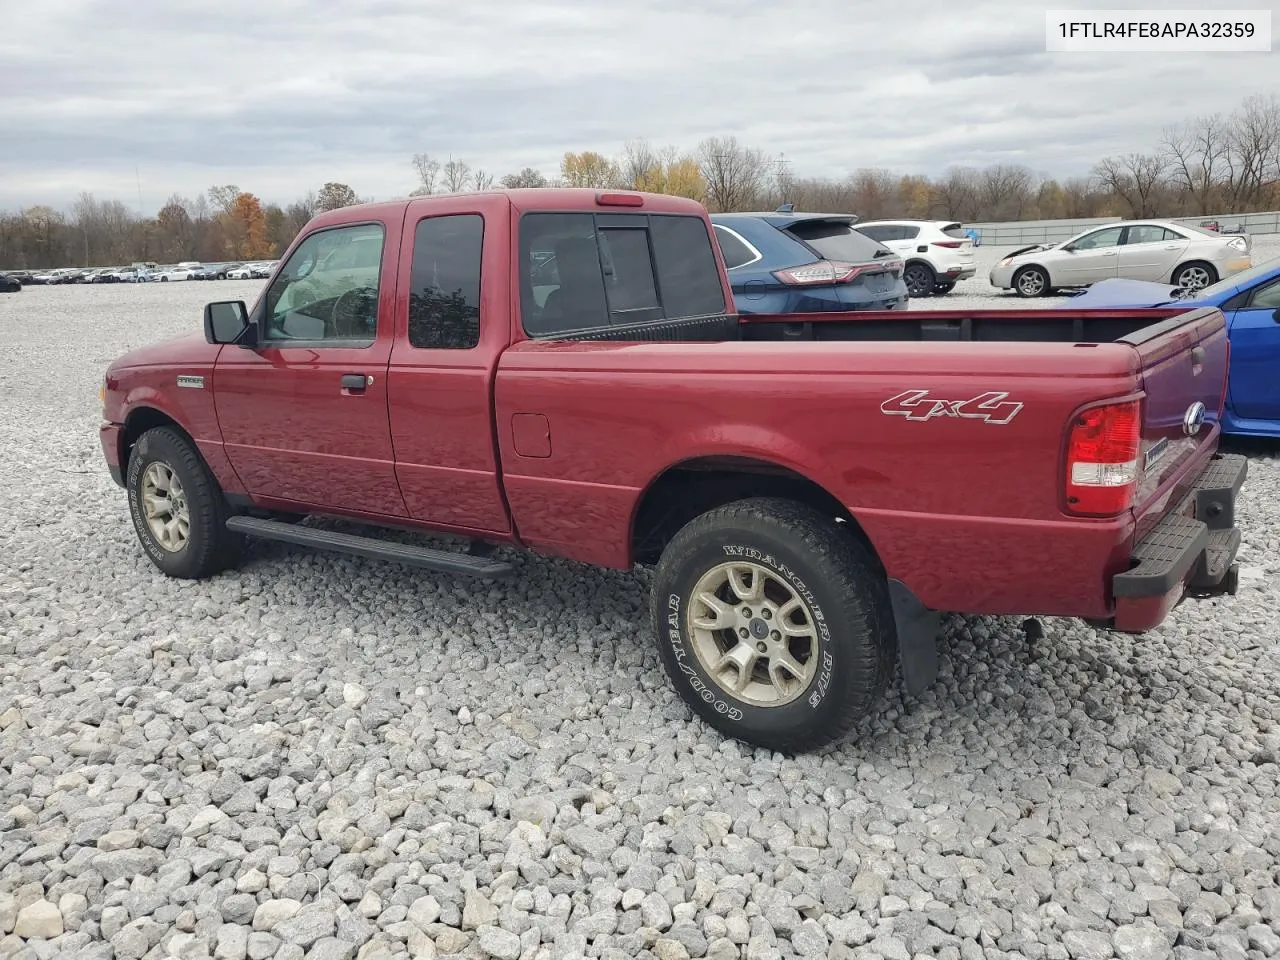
989, 220, 1253, 298
226, 263, 261, 280
156, 264, 202, 282
852, 220, 977, 296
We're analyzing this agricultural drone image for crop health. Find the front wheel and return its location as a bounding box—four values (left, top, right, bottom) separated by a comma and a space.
651, 497, 895, 752
126, 427, 243, 578
1013, 265, 1050, 297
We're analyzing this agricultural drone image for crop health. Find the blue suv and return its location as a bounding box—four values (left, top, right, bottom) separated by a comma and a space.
710, 208, 908, 314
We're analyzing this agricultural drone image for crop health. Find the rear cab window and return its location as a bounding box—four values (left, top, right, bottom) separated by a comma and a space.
785, 220, 894, 263
519, 212, 726, 337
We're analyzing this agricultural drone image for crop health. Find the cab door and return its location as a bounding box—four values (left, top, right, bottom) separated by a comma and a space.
213, 218, 408, 517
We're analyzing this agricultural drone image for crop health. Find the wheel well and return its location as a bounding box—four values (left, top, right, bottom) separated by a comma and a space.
903, 259, 934, 273
630, 456, 880, 567
120, 407, 192, 476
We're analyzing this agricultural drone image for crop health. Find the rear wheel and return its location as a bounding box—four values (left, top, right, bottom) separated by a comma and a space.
1013, 265, 1050, 297
126, 427, 243, 578
651, 497, 895, 753
903, 262, 937, 297
1172, 261, 1217, 292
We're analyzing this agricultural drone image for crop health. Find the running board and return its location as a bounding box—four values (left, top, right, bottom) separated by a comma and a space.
225, 516, 515, 579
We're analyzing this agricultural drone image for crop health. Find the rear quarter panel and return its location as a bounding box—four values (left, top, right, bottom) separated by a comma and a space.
494, 339, 1145, 616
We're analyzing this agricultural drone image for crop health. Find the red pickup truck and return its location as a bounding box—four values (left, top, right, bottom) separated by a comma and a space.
98, 188, 1247, 752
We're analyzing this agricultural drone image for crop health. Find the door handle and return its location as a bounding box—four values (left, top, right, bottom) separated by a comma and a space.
341, 374, 369, 392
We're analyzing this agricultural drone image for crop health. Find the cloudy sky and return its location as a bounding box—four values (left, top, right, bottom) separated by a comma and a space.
2, 0, 1277, 212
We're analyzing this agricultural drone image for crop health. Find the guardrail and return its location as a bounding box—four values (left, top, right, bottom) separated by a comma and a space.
966, 211, 1280, 246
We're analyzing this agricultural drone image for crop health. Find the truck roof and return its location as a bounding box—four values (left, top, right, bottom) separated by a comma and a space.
306, 187, 710, 230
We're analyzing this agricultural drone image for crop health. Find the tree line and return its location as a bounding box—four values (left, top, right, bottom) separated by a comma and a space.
3, 93, 1277, 271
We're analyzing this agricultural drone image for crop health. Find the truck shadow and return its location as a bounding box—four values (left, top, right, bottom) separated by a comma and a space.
229, 515, 1237, 780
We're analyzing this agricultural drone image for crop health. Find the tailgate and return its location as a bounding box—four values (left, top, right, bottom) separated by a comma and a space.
1126, 306, 1230, 538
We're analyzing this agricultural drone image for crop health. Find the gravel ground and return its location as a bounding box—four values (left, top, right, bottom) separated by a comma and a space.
1, 257, 1279, 960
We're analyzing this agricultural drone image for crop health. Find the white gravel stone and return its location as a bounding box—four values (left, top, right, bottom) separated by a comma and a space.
1, 256, 1279, 960
13, 900, 63, 939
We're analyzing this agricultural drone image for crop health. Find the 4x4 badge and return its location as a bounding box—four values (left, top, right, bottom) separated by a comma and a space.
881, 389, 1022, 424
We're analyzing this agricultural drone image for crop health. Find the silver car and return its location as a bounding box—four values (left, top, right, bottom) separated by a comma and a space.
989, 220, 1253, 297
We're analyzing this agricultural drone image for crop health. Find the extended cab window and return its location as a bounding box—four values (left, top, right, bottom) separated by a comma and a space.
520, 212, 726, 337
408, 214, 483, 349
263, 223, 385, 344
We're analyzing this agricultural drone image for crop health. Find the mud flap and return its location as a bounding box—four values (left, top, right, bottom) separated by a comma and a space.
888, 579, 942, 696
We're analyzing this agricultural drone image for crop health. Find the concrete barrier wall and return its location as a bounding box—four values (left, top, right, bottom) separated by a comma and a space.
965, 211, 1280, 245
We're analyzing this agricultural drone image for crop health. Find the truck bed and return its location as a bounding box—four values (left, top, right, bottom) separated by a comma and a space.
738, 306, 1205, 345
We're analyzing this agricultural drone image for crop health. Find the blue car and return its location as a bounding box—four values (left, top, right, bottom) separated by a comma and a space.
710, 209, 908, 314
1069, 255, 1280, 438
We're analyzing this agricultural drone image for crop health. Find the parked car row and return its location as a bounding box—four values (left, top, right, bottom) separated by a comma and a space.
4, 260, 278, 287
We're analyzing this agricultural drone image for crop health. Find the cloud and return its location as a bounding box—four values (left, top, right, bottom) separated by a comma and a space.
1, 0, 1277, 210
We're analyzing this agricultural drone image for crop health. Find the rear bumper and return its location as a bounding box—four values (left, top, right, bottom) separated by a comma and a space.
940, 265, 976, 280
1110, 452, 1247, 632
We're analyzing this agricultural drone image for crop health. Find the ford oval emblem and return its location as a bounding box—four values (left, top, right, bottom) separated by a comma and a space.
1182, 401, 1206, 437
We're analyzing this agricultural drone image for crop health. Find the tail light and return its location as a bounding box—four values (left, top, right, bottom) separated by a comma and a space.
932, 240, 963, 249
773, 259, 901, 285
1064, 398, 1142, 516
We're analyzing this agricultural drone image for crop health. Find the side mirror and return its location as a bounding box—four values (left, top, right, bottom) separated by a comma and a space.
204, 300, 254, 346
1272, 308, 1280, 324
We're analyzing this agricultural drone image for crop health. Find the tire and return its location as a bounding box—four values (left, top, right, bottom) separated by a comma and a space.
651, 497, 895, 752
1171, 261, 1217, 292
903, 262, 937, 297
1013, 265, 1050, 297
932, 280, 957, 295
126, 426, 243, 579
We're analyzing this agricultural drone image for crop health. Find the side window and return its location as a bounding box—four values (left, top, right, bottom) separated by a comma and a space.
649, 215, 727, 318
856, 225, 888, 242
520, 213, 609, 336
1125, 225, 1167, 245
408, 214, 483, 349
713, 224, 759, 269
1071, 227, 1123, 250
899, 225, 920, 240
1248, 279, 1280, 310
519, 212, 726, 337
263, 222, 385, 344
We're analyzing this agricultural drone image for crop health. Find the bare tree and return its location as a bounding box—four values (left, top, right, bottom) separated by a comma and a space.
471, 169, 495, 191
1163, 115, 1228, 215
1091, 153, 1167, 217
696, 136, 772, 212
933, 167, 982, 221
979, 165, 1036, 220
412, 153, 441, 195
442, 156, 472, 192
500, 168, 549, 189
621, 139, 660, 189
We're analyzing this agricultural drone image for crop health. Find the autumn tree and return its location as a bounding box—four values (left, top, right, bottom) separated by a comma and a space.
221, 192, 272, 259
316, 182, 358, 212
561, 151, 622, 188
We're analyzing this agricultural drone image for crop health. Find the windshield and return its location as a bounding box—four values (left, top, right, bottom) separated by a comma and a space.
1172, 254, 1279, 301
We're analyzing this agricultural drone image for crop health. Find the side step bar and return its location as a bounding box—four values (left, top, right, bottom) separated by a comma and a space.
225, 516, 515, 579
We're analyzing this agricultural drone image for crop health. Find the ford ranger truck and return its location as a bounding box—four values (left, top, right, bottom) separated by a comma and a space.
97, 188, 1247, 753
